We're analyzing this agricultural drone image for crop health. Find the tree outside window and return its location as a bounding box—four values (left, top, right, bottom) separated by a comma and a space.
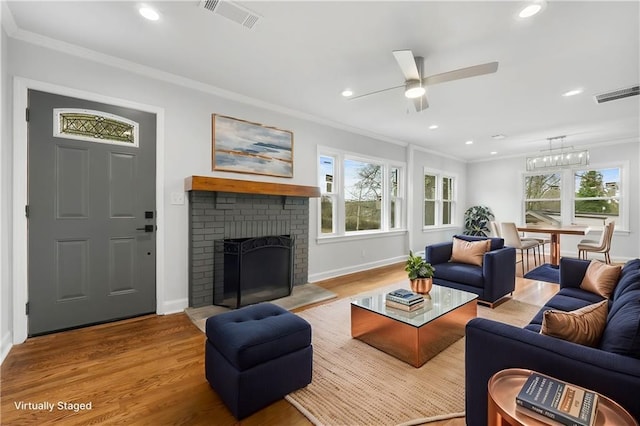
574, 168, 620, 226
424, 174, 436, 226
345, 160, 382, 231
524, 173, 561, 224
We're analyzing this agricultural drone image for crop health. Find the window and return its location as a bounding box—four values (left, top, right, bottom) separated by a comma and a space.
318, 149, 404, 237
523, 173, 562, 224
423, 169, 456, 228
574, 167, 620, 226
522, 164, 627, 230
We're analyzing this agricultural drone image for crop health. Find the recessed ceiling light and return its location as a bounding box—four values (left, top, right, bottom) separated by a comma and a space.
341, 89, 353, 97
139, 6, 160, 21
465, 140, 474, 145
562, 88, 583, 97
490, 151, 498, 155
518, 1, 546, 18
429, 125, 439, 130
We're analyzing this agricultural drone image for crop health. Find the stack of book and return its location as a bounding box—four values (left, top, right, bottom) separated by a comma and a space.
515, 372, 598, 426
385, 289, 424, 311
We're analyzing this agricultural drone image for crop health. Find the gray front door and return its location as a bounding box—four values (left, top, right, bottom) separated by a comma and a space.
27, 90, 157, 335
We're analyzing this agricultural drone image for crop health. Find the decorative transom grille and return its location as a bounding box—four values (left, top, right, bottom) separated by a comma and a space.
59, 112, 134, 143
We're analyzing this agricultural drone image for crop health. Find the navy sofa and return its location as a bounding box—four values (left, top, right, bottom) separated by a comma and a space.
424, 235, 516, 306
465, 257, 640, 424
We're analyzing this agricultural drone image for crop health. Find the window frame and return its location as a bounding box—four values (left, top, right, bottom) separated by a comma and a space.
423, 168, 458, 230
317, 147, 406, 241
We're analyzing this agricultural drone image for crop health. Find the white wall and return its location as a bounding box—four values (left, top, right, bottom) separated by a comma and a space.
467, 141, 640, 260
1, 22, 13, 362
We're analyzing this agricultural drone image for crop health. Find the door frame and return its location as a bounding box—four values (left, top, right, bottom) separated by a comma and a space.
13, 77, 166, 344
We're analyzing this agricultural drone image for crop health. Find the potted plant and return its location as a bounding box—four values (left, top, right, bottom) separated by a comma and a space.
463, 205, 495, 236
405, 251, 435, 294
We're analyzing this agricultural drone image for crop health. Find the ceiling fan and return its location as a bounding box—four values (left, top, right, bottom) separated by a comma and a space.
349, 50, 499, 112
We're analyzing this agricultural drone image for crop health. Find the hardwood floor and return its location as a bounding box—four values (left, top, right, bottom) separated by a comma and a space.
1, 262, 558, 426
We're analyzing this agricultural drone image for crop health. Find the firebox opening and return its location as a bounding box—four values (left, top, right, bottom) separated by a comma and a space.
214, 235, 294, 308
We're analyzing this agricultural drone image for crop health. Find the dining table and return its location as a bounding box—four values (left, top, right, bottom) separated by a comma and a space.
516, 224, 590, 266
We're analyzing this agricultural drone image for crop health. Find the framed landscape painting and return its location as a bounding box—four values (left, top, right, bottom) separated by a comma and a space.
212, 114, 294, 178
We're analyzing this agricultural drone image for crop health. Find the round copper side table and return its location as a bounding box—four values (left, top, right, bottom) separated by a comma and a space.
487, 368, 638, 426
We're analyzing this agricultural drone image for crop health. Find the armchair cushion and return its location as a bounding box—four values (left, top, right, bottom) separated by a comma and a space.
431, 262, 484, 288
450, 237, 490, 266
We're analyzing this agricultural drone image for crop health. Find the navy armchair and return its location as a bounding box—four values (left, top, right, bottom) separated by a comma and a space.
424, 235, 516, 306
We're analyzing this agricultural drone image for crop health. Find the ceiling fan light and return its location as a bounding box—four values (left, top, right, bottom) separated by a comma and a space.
518, 0, 546, 18
405, 81, 425, 99
139, 6, 160, 21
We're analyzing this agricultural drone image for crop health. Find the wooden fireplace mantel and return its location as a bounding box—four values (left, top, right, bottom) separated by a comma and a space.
184, 176, 321, 198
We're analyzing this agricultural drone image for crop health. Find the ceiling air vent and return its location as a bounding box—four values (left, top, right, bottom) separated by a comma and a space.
594, 85, 639, 104
200, 0, 261, 30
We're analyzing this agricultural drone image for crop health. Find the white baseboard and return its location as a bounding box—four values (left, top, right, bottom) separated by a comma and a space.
308, 256, 405, 283
1, 331, 12, 365
159, 298, 188, 315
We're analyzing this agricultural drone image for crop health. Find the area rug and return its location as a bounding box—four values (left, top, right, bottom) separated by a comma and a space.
285, 285, 541, 426
186, 282, 337, 332
524, 263, 560, 283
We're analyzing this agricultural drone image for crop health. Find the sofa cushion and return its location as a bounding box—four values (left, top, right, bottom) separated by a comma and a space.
541, 300, 609, 347
600, 290, 640, 359
547, 289, 605, 309
450, 237, 490, 267
453, 234, 503, 251
580, 260, 622, 298
433, 262, 484, 288
612, 271, 640, 301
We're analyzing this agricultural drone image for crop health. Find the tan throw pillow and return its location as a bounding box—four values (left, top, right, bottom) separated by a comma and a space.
541, 300, 608, 347
580, 260, 622, 299
450, 237, 491, 267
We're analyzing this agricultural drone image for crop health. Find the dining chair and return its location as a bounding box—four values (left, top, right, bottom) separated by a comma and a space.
501, 222, 539, 275
578, 221, 615, 264
493, 220, 544, 264
489, 221, 501, 238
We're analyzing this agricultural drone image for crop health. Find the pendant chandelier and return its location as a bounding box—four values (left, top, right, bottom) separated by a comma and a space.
525, 136, 589, 171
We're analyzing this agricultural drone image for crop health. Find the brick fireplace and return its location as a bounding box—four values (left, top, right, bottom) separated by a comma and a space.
185, 176, 320, 308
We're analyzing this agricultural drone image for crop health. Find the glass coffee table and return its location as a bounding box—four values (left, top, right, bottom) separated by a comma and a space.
350, 284, 478, 367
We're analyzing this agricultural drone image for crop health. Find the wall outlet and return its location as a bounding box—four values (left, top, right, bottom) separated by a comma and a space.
170, 192, 185, 205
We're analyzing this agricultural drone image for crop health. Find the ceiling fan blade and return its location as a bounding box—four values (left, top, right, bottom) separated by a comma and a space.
423, 61, 499, 86
392, 50, 421, 81
347, 84, 405, 100
412, 95, 429, 112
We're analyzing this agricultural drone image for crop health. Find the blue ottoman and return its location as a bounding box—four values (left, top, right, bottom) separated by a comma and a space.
205, 302, 313, 419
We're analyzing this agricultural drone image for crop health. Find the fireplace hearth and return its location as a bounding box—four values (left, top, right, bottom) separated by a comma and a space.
214, 235, 294, 308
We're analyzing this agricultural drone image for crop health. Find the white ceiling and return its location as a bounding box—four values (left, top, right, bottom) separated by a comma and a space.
5, 1, 640, 161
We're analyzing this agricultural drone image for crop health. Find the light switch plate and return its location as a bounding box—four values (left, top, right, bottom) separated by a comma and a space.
170, 192, 185, 205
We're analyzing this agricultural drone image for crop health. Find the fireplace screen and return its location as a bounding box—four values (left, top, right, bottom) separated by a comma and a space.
214, 235, 294, 308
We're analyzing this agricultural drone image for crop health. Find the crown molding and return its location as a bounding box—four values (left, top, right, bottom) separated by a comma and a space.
8, 25, 408, 149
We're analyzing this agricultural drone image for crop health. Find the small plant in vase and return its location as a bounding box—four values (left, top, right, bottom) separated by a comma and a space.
405, 251, 435, 294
